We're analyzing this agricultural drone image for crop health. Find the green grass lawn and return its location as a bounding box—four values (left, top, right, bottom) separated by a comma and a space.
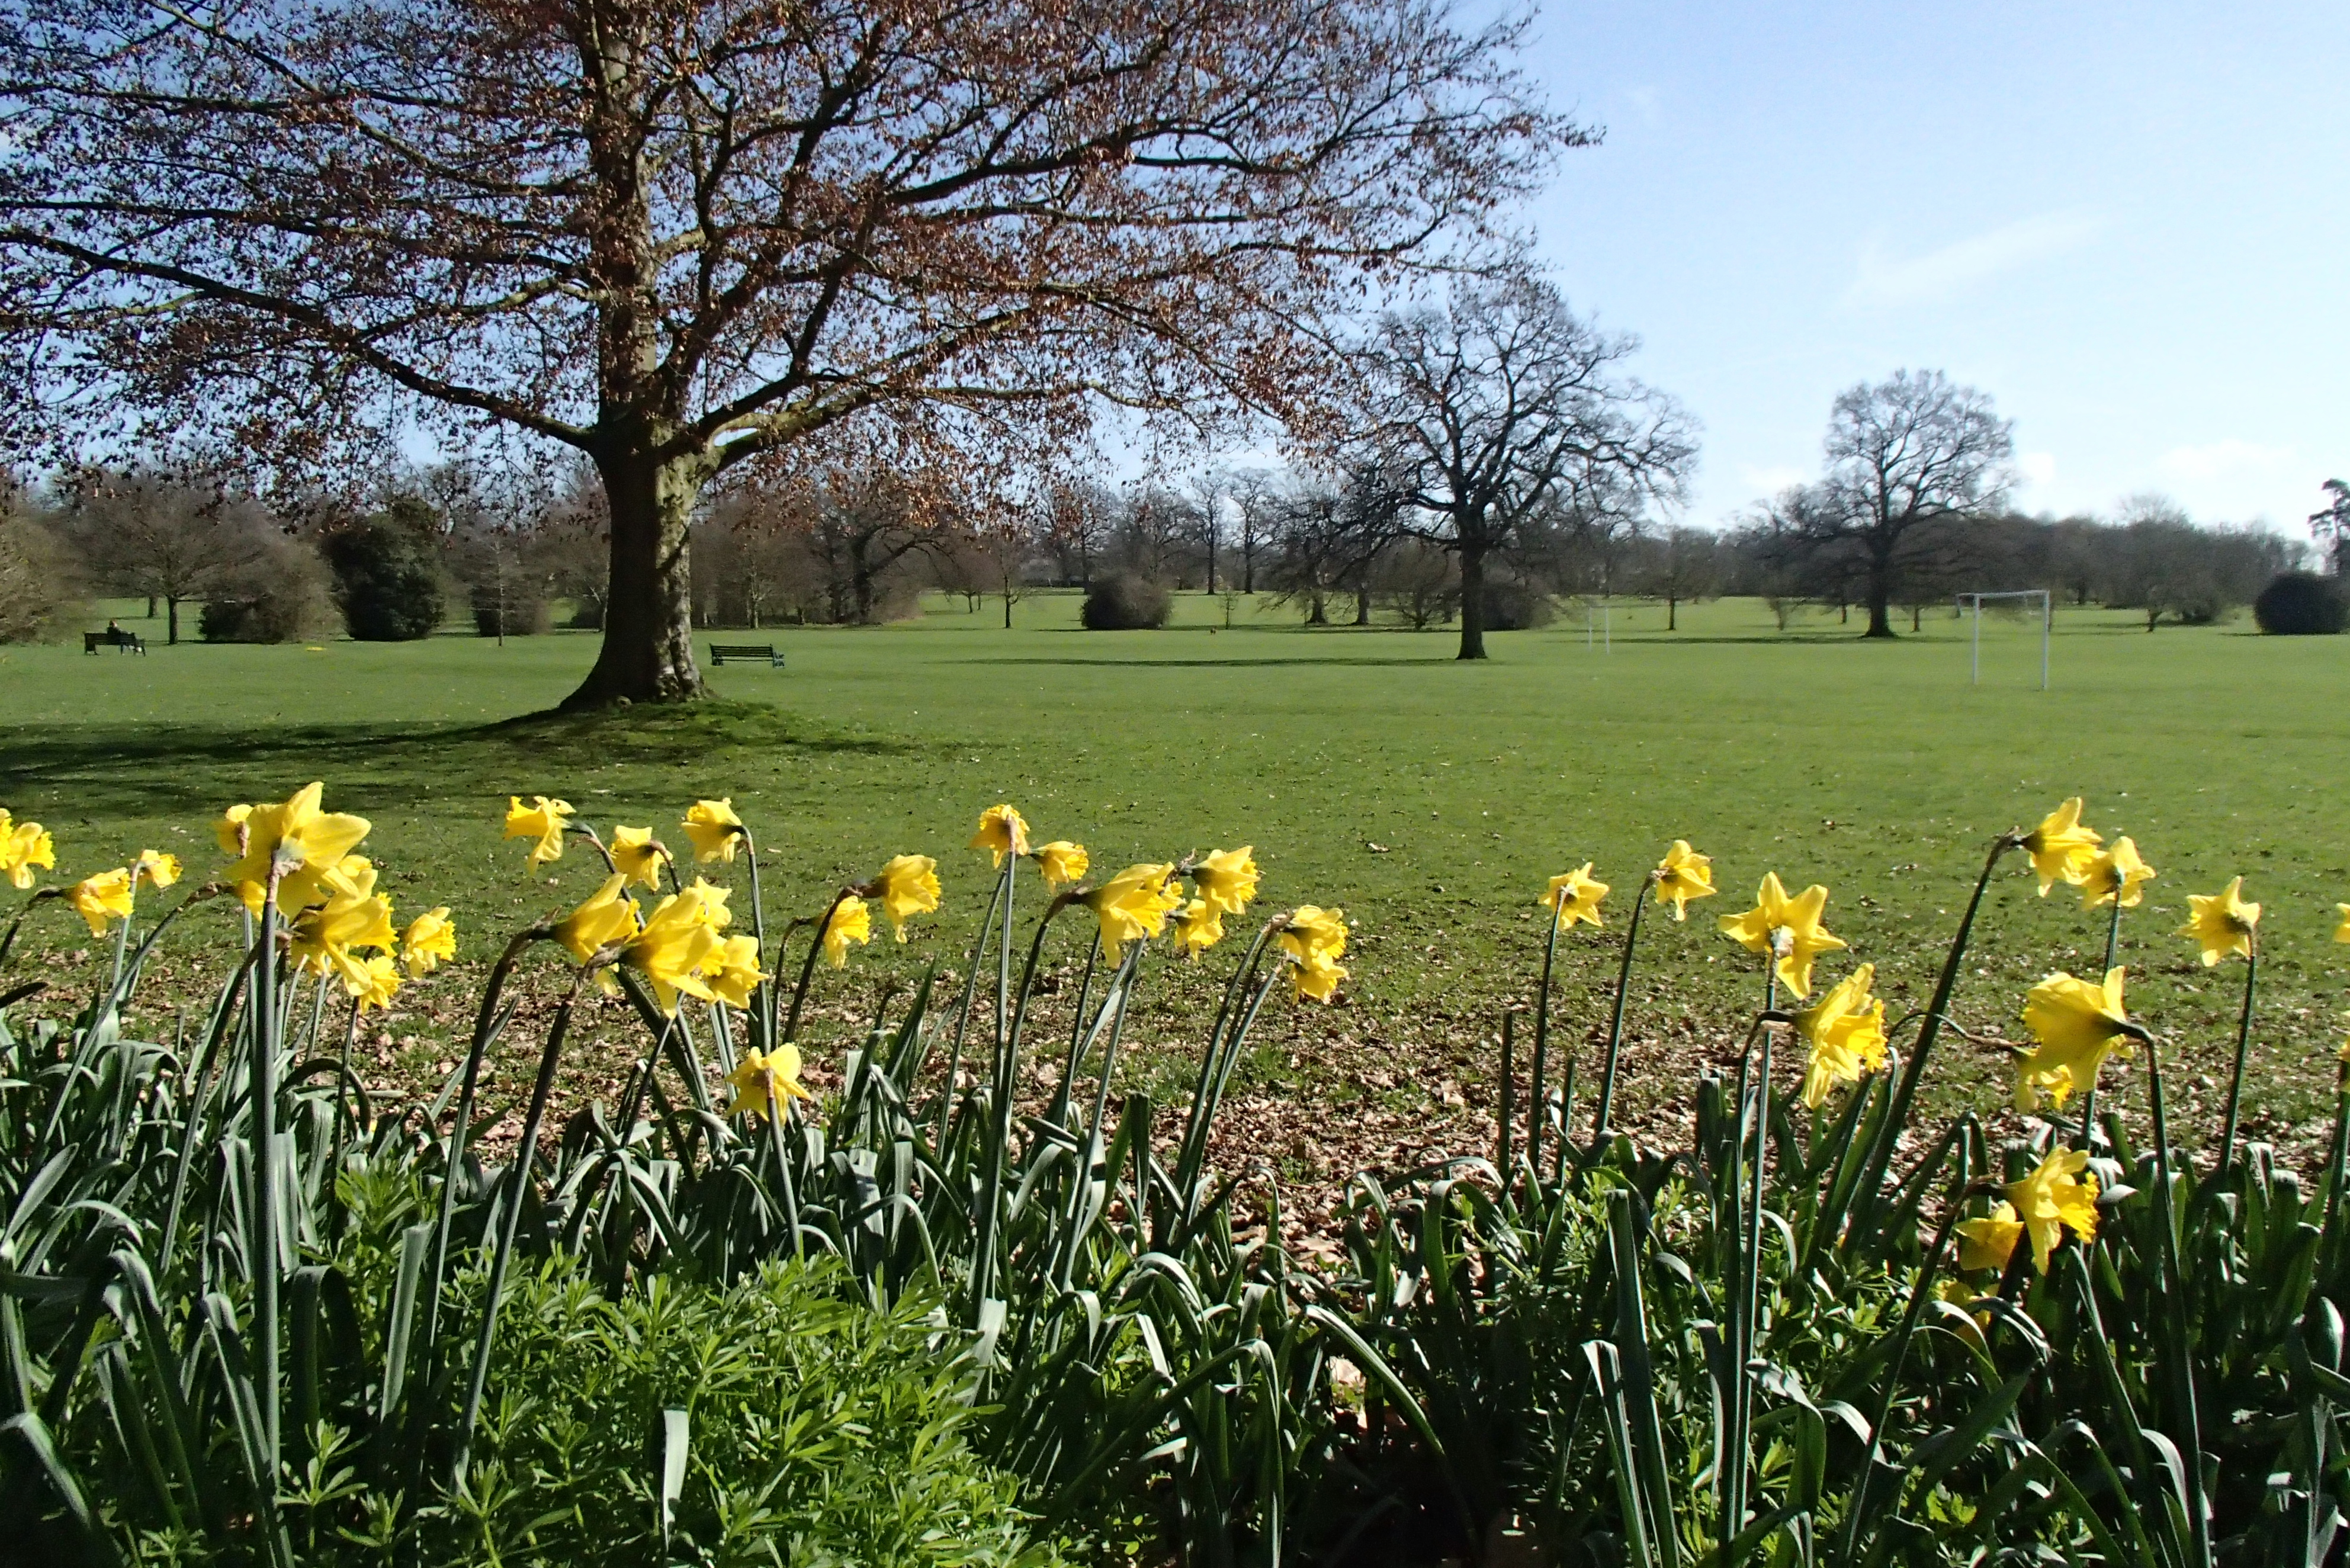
6, 590, 2348, 1191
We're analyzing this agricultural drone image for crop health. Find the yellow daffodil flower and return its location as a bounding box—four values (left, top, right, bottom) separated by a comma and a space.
0, 812, 56, 891
288, 872, 399, 1000
2014, 966, 2134, 1112
402, 908, 457, 976
223, 782, 372, 916
352, 953, 402, 1013
555, 875, 641, 965
1719, 872, 1847, 1000
1280, 905, 1349, 965
212, 804, 252, 857
1955, 1200, 2024, 1273
609, 826, 669, 889
1192, 847, 1261, 917
1654, 840, 1715, 920
2079, 836, 2155, 911
2182, 876, 2259, 966
2008, 1148, 2099, 1272
705, 933, 770, 1008
725, 1044, 811, 1121
871, 854, 941, 942
683, 876, 734, 931
820, 896, 871, 969
66, 868, 135, 935
1032, 841, 1089, 889
2336, 903, 2350, 943
1795, 962, 1889, 1108
130, 850, 180, 891
504, 795, 573, 869
681, 798, 744, 863
1292, 950, 1347, 1004
1541, 864, 1608, 930
622, 887, 729, 1012
1079, 863, 1180, 964
1172, 897, 1225, 959
2020, 798, 2102, 895
969, 804, 1031, 866
1280, 905, 1350, 1002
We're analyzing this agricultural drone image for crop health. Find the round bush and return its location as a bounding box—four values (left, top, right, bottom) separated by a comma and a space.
1481, 581, 1556, 631
1081, 573, 1171, 629
199, 540, 332, 643
2253, 571, 2345, 635
323, 505, 447, 640
471, 585, 552, 636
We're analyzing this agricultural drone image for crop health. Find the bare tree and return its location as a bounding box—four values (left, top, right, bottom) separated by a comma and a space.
1359, 275, 1694, 660
1228, 468, 1280, 595
0, 1, 1567, 706
2310, 480, 2350, 573
1638, 525, 1720, 631
54, 468, 275, 644
1785, 371, 2015, 638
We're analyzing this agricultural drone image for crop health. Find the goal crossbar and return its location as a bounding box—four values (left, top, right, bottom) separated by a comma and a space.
1954, 590, 2050, 690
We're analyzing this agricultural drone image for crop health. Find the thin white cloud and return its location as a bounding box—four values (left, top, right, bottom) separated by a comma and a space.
1845, 211, 2103, 307
1739, 464, 1808, 494
2019, 451, 2057, 485
2158, 438, 2294, 482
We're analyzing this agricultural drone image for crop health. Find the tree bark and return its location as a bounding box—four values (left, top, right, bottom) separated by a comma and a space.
1456, 545, 1488, 660
1667, 595, 1677, 632
166, 595, 180, 645
1863, 554, 1896, 638
564, 449, 709, 708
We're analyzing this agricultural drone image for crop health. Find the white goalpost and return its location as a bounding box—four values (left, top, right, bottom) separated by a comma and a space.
1955, 590, 2051, 690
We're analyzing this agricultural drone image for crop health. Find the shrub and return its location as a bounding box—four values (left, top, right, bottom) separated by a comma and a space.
0, 507, 72, 642
1080, 572, 1171, 629
470, 583, 553, 636
1479, 580, 1555, 631
199, 535, 332, 642
322, 498, 447, 639
2253, 570, 2345, 635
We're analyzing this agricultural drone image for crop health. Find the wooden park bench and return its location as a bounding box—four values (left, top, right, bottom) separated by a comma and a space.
708, 641, 784, 668
84, 627, 147, 655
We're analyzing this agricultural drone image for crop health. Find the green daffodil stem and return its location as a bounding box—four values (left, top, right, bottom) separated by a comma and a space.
1047, 929, 1104, 1129
936, 860, 1012, 1146
737, 825, 776, 1052
972, 890, 1061, 1317
782, 889, 854, 1045
250, 876, 282, 1477
2142, 1032, 2214, 1568
1841, 1184, 1972, 1564
454, 975, 585, 1482
1593, 879, 1652, 1142
1528, 907, 1567, 1181
1497, 1010, 1515, 1182
1726, 1024, 1773, 1560
2075, 895, 2130, 1151
2323, 1062, 2350, 1277
1851, 834, 2014, 1244
2215, 940, 2259, 1176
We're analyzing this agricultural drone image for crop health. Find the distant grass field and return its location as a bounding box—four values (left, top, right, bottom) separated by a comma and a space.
6, 590, 2348, 1182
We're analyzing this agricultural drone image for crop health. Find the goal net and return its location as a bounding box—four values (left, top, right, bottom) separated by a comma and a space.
1954, 590, 2050, 690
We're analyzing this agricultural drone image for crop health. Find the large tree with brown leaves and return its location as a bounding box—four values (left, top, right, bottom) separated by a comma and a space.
0, 0, 1569, 704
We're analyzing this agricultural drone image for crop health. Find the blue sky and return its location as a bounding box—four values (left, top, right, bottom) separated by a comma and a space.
1516, 1, 2349, 534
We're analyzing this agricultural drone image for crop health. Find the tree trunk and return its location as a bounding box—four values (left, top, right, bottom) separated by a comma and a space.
1863, 556, 1896, 638
1911, 604, 1922, 631
146, 595, 156, 618
1354, 584, 1371, 626
1667, 595, 1677, 632
1002, 591, 1013, 629
1456, 546, 1488, 660
564, 448, 710, 708
166, 595, 180, 645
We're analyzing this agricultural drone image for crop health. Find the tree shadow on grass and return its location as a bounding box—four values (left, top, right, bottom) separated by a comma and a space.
0, 701, 908, 820
966, 654, 1455, 669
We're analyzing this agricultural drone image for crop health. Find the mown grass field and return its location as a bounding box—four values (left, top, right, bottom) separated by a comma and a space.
5, 590, 2346, 1200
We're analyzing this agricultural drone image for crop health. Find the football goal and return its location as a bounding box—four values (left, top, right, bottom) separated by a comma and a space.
1955, 590, 2050, 690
